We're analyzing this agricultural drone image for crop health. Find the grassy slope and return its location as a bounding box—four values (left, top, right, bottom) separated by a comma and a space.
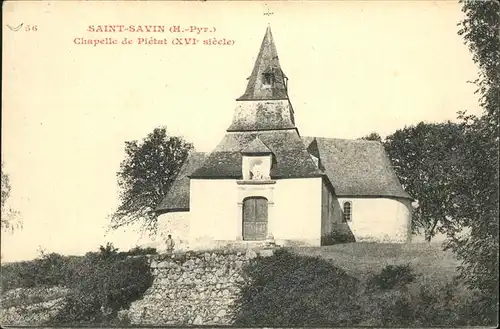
290, 242, 461, 287
231, 242, 475, 326
2, 243, 478, 326
235, 244, 478, 327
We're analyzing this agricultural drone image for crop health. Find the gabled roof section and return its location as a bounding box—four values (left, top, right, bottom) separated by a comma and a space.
155, 152, 208, 214
305, 137, 324, 170
241, 136, 273, 155
237, 26, 289, 101
190, 130, 324, 179
302, 137, 412, 200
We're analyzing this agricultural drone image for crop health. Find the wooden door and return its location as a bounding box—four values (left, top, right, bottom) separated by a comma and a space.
243, 197, 268, 240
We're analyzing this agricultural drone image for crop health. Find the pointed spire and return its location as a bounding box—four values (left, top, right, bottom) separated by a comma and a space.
237, 26, 289, 101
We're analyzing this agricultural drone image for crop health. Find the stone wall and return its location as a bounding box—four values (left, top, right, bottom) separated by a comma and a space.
125, 248, 271, 326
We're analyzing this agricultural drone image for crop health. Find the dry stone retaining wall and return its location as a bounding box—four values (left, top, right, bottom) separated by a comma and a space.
126, 248, 272, 326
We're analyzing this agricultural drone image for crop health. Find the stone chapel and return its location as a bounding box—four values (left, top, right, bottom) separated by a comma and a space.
155, 26, 413, 249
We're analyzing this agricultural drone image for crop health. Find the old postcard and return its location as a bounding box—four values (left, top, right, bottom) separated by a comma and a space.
1, 0, 498, 327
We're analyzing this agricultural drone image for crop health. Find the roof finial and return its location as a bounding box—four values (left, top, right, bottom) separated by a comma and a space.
263, 4, 274, 24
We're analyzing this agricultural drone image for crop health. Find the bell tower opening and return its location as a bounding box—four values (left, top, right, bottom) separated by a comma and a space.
262, 71, 275, 87
228, 26, 297, 132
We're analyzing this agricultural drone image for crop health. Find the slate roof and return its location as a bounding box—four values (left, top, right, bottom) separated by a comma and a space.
190, 129, 324, 179
241, 136, 273, 154
155, 152, 208, 214
302, 137, 412, 199
155, 136, 412, 213
237, 26, 289, 101
154, 26, 411, 214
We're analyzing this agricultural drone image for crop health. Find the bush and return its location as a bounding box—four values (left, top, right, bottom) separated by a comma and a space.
454, 288, 499, 326
120, 246, 157, 257
48, 246, 154, 325
233, 251, 476, 327
321, 226, 356, 245
0, 243, 154, 325
360, 282, 470, 327
1, 243, 154, 325
233, 249, 362, 327
1, 253, 79, 291
367, 264, 416, 290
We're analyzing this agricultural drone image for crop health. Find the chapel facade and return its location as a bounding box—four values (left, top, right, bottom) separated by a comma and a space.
155, 27, 413, 249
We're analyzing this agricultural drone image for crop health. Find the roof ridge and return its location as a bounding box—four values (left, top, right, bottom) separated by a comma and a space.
304, 136, 383, 144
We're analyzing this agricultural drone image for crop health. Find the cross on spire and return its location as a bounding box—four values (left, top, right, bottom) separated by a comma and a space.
264, 7, 274, 16
263, 4, 274, 26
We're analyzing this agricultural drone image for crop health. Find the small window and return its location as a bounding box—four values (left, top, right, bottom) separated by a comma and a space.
343, 201, 352, 222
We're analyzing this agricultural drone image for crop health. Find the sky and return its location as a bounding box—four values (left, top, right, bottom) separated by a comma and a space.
1, 1, 482, 262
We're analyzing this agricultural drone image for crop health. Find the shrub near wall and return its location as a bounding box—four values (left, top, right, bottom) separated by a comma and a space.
234, 249, 362, 327
48, 252, 153, 325
1, 253, 79, 292
1, 246, 154, 326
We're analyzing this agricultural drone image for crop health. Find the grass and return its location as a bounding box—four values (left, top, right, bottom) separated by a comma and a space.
235, 247, 479, 327
288, 242, 473, 314
1, 242, 480, 326
289, 242, 461, 287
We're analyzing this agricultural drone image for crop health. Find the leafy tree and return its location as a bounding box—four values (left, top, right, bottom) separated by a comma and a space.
1, 161, 21, 232
444, 1, 499, 324
445, 112, 499, 324
458, 0, 499, 119
383, 122, 465, 241
98, 242, 119, 260
110, 127, 193, 235
360, 132, 383, 142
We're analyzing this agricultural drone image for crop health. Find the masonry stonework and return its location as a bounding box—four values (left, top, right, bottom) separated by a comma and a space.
125, 250, 268, 326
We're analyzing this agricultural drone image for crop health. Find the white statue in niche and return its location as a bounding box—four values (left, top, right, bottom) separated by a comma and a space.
249, 159, 270, 180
